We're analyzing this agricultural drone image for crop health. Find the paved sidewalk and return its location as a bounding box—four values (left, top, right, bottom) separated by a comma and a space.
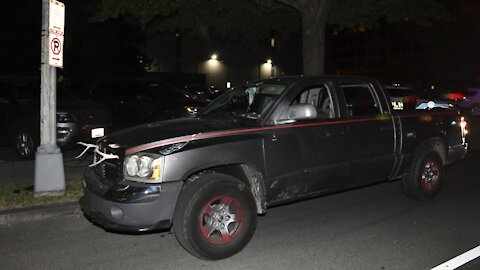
0, 147, 92, 226
0, 147, 92, 185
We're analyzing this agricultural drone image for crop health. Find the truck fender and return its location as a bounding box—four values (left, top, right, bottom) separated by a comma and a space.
182, 164, 267, 214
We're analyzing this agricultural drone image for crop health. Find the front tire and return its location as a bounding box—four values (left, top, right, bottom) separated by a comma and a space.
402, 148, 444, 200
13, 127, 37, 160
173, 173, 257, 260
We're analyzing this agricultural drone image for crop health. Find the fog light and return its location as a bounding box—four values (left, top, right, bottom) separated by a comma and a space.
110, 205, 124, 220
144, 186, 161, 195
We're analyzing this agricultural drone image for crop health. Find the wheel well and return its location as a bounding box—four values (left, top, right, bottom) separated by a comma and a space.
8, 120, 38, 143
184, 164, 267, 214
418, 137, 447, 165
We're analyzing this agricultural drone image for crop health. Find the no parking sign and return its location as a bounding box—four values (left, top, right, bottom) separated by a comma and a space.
49, 33, 63, 68
48, 0, 64, 68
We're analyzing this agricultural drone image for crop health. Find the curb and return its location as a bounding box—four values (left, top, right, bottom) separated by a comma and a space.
0, 201, 82, 226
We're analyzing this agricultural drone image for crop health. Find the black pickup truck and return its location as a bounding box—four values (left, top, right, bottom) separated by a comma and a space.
79, 76, 468, 260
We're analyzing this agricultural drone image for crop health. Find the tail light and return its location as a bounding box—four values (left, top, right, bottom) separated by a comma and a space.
443, 92, 466, 101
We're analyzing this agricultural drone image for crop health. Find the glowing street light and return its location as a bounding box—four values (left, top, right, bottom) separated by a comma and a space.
210, 53, 218, 61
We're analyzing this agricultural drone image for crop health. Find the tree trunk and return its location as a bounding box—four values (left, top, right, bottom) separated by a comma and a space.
298, 0, 328, 75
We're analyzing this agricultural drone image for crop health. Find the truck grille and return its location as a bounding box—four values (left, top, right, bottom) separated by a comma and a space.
94, 144, 123, 184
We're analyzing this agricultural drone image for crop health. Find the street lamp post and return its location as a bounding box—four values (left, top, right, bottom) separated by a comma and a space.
35, 0, 65, 196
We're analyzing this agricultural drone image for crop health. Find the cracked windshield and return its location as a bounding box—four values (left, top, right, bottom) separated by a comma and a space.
200, 83, 287, 121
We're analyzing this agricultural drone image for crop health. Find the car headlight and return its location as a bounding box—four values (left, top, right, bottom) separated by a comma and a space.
185, 106, 198, 115
123, 153, 164, 183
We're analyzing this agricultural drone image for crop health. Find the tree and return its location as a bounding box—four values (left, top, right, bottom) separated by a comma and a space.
92, 0, 449, 75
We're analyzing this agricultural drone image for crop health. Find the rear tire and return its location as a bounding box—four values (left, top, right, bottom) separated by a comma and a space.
402, 147, 444, 200
173, 173, 257, 260
470, 104, 480, 116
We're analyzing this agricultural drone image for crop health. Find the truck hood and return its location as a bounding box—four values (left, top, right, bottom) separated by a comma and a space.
100, 117, 256, 151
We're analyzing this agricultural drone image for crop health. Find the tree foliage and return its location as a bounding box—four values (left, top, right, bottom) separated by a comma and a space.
93, 0, 300, 42
93, 0, 449, 35
92, 0, 451, 74
326, 0, 450, 28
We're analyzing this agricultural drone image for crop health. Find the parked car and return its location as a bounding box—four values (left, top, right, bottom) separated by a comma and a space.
0, 76, 111, 160
456, 88, 480, 116
182, 84, 225, 102
78, 77, 209, 131
79, 76, 467, 260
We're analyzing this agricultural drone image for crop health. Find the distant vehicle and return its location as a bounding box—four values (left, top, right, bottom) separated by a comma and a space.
0, 76, 111, 160
456, 88, 480, 116
78, 77, 209, 131
384, 84, 456, 111
79, 76, 467, 260
384, 84, 418, 111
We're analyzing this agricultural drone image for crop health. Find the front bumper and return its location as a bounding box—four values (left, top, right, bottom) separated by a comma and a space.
446, 142, 468, 165
80, 168, 183, 232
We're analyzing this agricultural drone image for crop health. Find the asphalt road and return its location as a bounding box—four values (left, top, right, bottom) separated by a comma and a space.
1, 150, 479, 270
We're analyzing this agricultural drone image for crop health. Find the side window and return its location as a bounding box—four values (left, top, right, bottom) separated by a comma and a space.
292, 85, 335, 119
121, 82, 153, 101
342, 84, 380, 117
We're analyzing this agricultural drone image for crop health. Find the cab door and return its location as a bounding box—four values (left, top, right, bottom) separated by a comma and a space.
339, 81, 396, 186
264, 81, 351, 204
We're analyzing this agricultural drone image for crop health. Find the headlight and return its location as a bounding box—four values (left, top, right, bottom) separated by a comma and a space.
123, 153, 164, 183
185, 106, 198, 115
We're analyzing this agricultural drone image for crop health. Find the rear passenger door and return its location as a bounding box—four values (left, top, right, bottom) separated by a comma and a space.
339, 81, 395, 185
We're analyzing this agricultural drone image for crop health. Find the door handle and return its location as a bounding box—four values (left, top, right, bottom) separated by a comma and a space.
380, 126, 393, 132
325, 130, 346, 137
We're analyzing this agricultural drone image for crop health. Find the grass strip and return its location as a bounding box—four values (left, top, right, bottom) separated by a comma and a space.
0, 179, 83, 211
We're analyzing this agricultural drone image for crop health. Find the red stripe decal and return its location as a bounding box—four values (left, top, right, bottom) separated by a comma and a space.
125, 110, 461, 155
125, 116, 385, 155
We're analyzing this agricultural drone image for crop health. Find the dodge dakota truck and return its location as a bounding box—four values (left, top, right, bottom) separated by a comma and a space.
79, 76, 468, 260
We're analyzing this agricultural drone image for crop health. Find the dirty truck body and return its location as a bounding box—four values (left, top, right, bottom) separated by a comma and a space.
80, 76, 468, 260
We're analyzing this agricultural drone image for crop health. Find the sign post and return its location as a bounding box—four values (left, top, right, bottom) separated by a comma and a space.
34, 0, 66, 196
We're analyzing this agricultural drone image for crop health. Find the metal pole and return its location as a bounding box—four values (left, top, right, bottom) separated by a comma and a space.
270, 30, 275, 78
35, 0, 65, 196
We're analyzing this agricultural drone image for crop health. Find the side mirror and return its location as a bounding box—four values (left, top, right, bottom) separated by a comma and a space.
287, 103, 317, 120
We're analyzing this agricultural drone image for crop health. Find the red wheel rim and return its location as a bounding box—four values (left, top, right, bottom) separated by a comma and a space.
199, 195, 244, 246
420, 160, 440, 193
